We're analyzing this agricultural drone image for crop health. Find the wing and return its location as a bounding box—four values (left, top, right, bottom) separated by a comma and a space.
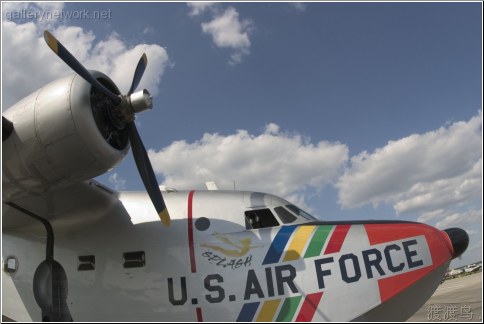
3, 180, 119, 233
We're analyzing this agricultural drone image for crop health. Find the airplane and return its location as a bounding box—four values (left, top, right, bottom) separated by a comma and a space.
2, 30, 470, 322
464, 263, 481, 273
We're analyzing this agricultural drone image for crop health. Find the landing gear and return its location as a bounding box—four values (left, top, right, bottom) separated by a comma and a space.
5, 203, 72, 322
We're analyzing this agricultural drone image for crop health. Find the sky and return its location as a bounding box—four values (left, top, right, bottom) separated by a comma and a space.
1, 1, 482, 268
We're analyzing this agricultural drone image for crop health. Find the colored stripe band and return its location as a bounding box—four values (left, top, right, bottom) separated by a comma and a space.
196, 307, 203, 322
276, 296, 303, 322
295, 292, 324, 322
188, 190, 196, 273
237, 302, 260, 322
256, 299, 281, 322
304, 225, 333, 258
263, 226, 298, 265
324, 224, 351, 255
283, 225, 316, 262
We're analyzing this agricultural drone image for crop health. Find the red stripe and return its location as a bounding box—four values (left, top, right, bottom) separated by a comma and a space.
378, 267, 432, 303
196, 307, 203, 322
188, 190, 196, 273
364, 223, 452, 266
365, 223, 425, 246
295, 292, 323, 322
324, 224, 351, 254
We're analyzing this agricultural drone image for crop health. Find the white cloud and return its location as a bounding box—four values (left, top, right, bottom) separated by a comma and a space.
2, 2, 65, 15
393, 158, 481, 214
417, 209, 446, 223
264, 122, 280, 135
199, 6, 253, 65
2, 8, 170, 108
336, 111, 482, 215
148, 124, 348, 205
434, 209, 481, 229
143, 26, 154, 35
32, 2, 65, 12
466, 229, 477, 236
417, 208, 482, 229
187, 2, 217, 17
289, 3, 307, 12
108, 172, 127, 190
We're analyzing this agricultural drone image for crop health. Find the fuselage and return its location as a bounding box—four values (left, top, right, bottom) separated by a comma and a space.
2, 189, 455, 321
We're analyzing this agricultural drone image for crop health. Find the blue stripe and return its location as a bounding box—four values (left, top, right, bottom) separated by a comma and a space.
263, 226, 297, 265
237, 302, 260, 322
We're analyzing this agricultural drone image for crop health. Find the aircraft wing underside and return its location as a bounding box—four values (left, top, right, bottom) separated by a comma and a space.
3, 180, 118, 232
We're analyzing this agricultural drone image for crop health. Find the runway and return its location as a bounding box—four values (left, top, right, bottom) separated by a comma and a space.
407, 272, 482, 322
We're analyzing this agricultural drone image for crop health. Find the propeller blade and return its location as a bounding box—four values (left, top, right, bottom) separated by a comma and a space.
43, 30, 121, 105
127, 121, 171, 226
128, 54, 148, 96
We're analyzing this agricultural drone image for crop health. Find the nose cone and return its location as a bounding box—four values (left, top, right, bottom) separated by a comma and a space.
444, 228, 469, 259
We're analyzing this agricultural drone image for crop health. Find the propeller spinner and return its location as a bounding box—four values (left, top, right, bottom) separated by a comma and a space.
43, 30, 170, 226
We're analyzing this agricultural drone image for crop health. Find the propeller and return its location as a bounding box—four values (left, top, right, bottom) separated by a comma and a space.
43, 30, 170, 226
128, 53, 147, 96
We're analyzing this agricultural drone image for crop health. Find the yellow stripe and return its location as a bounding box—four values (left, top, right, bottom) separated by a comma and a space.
159, 209, 171, 226
283, 225, 316, 261
256, 299, 281, 322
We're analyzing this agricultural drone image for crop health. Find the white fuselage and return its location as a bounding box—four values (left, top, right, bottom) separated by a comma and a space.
2, 190, 449, 321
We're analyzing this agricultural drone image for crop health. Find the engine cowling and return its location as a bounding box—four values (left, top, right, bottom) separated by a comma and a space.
2, 71, 129, 200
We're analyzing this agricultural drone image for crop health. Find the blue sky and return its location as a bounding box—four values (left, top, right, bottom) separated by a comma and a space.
2, 1, 482, 267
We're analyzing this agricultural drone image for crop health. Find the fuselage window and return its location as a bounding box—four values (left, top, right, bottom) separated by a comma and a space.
245, 209, 280, 229
274, 206, 297, 224
285, 205, 317, 221
78, 255, 95, 271
123, 251, 145, 268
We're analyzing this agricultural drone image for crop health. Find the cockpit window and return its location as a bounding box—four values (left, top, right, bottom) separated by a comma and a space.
245, 209, 280, 229
274, 206, 297, 224
285, 205, 317, 221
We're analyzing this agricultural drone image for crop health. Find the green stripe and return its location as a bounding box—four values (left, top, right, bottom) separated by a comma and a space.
304, 225, 333, 258
276, 296, 302, 322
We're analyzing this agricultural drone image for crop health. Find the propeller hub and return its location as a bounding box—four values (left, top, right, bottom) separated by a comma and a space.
129, 89, 153, 114
114, 89, 152, 124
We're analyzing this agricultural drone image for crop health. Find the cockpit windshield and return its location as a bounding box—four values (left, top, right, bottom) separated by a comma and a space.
245, 209, 280, 229
285, 205, 317, 221
244, 204, 317, 229
274, 206, 297, 223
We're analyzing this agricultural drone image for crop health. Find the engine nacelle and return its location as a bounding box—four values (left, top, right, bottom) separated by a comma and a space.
2, 71, 129, 200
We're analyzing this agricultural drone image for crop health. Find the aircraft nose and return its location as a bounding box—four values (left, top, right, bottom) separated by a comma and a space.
443, 228, 469, 259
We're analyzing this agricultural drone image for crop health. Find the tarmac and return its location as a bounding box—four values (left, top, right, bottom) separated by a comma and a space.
407, 272, 482, 322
